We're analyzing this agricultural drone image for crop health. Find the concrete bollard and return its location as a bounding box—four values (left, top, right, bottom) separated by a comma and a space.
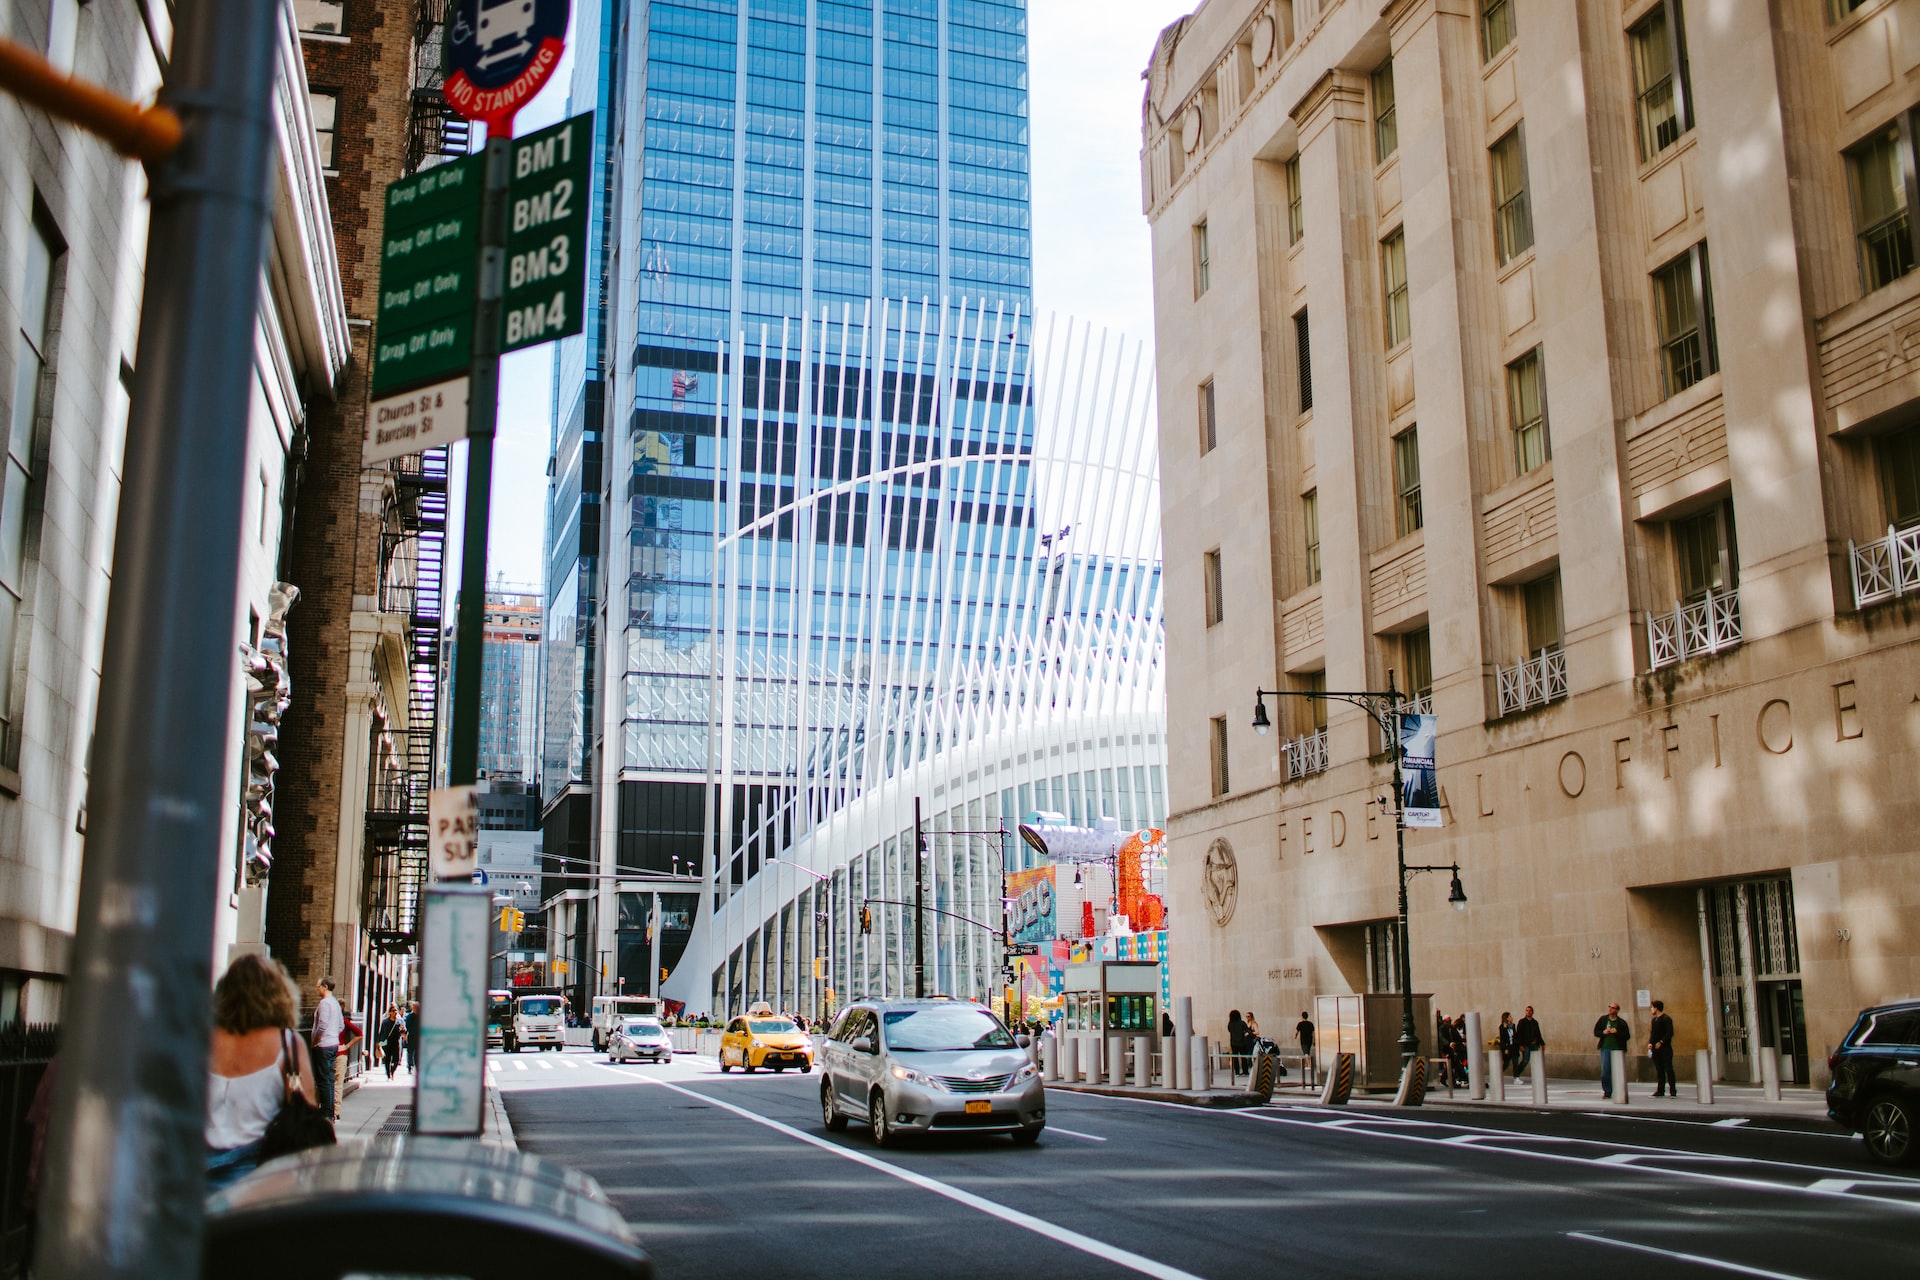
1194, 1035, 1212, 1091
1486, 1049, 1505, 1103
1530, 1053, 1548, 1105
1134, 1037, 1151, 1087
1084, 1035, 1101, 1084
1108, 1035, 1126, 1087
1760, 1046, 1781, 1101
1040, 1034, 1056, 1082
1174, 995, 1193, 1091
1610, 1049, 1629, 1103
1695, 1049, 1713, 1104
1465, 1012, 1485, 1100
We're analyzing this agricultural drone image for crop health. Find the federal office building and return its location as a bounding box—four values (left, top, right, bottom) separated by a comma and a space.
1144, 0, 1920, 1087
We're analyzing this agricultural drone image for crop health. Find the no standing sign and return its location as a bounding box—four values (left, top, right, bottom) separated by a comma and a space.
444, 0, 569, 132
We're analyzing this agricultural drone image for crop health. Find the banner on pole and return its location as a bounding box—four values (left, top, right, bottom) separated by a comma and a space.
1400, 711, 1441, 828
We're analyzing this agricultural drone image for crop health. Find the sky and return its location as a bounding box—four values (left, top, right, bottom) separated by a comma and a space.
451, 0, 1192, 591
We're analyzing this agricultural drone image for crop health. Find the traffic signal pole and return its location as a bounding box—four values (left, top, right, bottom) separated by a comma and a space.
34, 0, 283, 1273
446, 132, 511, 789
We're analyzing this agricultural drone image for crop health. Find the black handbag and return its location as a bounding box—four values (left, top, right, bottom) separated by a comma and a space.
257, 1030, 337, 1160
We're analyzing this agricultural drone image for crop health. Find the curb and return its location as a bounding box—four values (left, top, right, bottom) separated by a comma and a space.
484, 1085, 517, 1149
1051, 1082, 1266, 1108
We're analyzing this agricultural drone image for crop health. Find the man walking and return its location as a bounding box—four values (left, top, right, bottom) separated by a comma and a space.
404, 1000, 420, 1074
1295, 1011, 1315, 1084
1648, 999, 1677, 1096
1514, 1005, 1544, 1079
312, 976, 343, 1119
1594, 1001, 1631, 1099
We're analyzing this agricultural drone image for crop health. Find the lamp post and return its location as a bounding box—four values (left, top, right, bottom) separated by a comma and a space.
765, 857, 834, 1025
1252, 675, 1466, 1070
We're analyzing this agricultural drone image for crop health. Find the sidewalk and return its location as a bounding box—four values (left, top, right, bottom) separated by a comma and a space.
334, 1064, 517, 1148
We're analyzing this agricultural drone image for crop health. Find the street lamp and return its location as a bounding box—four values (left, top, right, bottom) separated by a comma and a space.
765, 856, 834, 1026
1251, 674, 1466, 1071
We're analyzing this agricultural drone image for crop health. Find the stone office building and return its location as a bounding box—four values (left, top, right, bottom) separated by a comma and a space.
1144, 0, 1920, 1087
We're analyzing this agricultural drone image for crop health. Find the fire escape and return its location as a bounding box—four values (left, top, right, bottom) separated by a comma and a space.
366, 0, 464, 951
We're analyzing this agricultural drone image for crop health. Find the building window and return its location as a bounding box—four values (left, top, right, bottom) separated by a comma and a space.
3, 216, 59, 762
1294, 308, 1312, 414
310, 90, 339, 169
1652, 243, 1719, 398
1285, 156, 1304, 245
1673, 500, 1738, 602
1198, 379, 1217, 454
1829, 0, 1872, 21
1209, 715, 1230, 797
1401, 627, 1433, 701
1302, 670, 1328, 732
295, 0, 345, 33
1482, 0, 1515, 60
1393, 427, 1422, 536
1878, 425, 1920, 529
1302, 490, 1321, 585
1372, 60, 1398, 163
1193, 220, 1211, 297
1629, 2, 1693, 163
1381, 228, 1410, 348
1523, 573, 1563, 656
1491, 127, 1533, 266
1203, 549, 1223, 626
1508, 348, 1549, 474
1846, 123, 1914, 294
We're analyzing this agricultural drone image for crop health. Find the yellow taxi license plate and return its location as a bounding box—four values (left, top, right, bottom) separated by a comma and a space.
964, 1100, 991, 1115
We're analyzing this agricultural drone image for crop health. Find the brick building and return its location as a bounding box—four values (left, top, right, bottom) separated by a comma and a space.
272, 0, 466, 1018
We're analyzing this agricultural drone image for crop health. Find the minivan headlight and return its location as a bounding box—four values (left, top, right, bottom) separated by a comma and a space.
1012, 1064, 1039, 1084
890, 1065, 940, 1088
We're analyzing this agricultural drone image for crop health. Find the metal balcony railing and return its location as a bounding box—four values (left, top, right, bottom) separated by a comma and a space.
1495, 648, 1567, 717
1402, 690, 1433, 717
1850, 524, 1920, 609
1284, 728, 1329, 781
1647, 588, 1741, 670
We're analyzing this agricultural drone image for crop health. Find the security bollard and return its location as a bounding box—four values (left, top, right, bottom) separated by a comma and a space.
1465, 1013, 1485, 1100
1084, 1034, 1101, 1084
1695, 1049, 1714, 1104
1134, 1036, 1151, 1088
1530, 1053, 1548, 1104
1486, 1049, 1505, 1103
1760, 1046, 1781, 1101
1174, 995, 1193, 1091
1194, 1035, 1212, 1091
1040, 1035, 1056, 1082
1610, 1049, 1629, 1103
1109, 1035, 1126, 1087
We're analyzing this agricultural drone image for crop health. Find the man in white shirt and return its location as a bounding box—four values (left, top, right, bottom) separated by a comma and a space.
313, 977, 343, 1119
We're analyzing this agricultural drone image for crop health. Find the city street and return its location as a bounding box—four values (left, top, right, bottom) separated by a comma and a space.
496, 1047, 1919, 1280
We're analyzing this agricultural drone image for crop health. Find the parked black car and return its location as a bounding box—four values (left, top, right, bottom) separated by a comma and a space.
1827, 999, 1920, 1165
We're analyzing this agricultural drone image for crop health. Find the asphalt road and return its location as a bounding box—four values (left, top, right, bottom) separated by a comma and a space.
495, 1046, 1918, 1279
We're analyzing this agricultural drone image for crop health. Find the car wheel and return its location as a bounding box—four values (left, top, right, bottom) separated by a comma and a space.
822, 1080, 848, 1132
774, 1065, 786, 1073
801, 1063, 813, 1074
1012, 1124, 1044, 1145
869, 1089, 894, 1147
743, 1059, 756, 1074
720, 1049, 733, 1072
1863, 1095, 1917, 1165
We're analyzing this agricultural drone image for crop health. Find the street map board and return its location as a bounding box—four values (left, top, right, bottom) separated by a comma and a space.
414, 883, 494, 1136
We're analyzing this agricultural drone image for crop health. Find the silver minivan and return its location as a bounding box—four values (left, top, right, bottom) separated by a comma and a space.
818, 999, 1044, 1146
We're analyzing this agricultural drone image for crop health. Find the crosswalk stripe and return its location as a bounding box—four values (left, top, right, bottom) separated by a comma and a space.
536, 1059, 553, 1070
559, 1058, 578, 1068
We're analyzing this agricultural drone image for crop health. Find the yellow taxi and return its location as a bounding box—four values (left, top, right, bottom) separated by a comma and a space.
719, 1005, 813, 1074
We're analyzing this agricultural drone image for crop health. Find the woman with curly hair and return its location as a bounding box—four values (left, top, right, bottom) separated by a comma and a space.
205, 953, 317, 1190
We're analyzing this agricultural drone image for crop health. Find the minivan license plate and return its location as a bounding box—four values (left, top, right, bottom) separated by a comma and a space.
965, 1100, 991, 1114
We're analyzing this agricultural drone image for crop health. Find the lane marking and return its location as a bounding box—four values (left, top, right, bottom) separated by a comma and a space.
1567, 1231, 1813, 1279
536, 1059, 554, 1070
601, 1068, 1202, 1280
560, 1059, 578, 1069
1713, 1118, 1751, 1128
1045, 1126, 1107, 1142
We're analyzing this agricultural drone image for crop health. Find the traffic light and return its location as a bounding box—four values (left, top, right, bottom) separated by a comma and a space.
660, 966, 669, 984
513, 907, 527, 933
499, 905, 515, 932
860, 904, 873, 935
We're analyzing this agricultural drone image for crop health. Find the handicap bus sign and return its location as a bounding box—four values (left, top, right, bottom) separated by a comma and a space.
443, 0, 569, 131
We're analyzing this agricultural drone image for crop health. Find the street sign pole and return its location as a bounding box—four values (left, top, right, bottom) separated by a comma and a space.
447, 132, 510, 790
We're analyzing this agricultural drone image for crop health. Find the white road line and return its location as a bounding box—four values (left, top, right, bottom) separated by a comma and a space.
1713, 1118, 1751, 1128
602, 1068, 1201, 1280
512, 1060, 528, 1070
559, 1059, 578, 1069
536, 1060, 554, 1070
1045, 1126, 1107, 1142
1567, 1231, 1814, 1279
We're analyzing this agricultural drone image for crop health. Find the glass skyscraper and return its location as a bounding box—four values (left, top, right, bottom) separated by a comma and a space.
543, 1, 1160, 1014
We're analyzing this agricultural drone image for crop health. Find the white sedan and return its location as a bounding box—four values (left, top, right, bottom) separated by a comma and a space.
607, 1016, 673, 1064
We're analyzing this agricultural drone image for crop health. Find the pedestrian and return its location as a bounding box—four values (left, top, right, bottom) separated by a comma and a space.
1514, 1005, 1544, 1079
1648, 999, 1677, 1097
310, 976, 343, 1121
404, 1000, 420, 1073
1594, 1001, 1631, 1098
1161, 1010, 1174, 1037
208, 954, 321, 1191
1497, 1011, 1517, 1074
1245, 1010, 1262, 1042
1226, 1009, 1249, 1076
376, 1004, 404, 1078
337, 1005, 364, 1115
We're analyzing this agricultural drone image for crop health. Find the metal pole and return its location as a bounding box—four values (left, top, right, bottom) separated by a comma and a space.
34, 0, 282, 1272
447, 132, 512, 787
1391, 673, 1419, 1069
913, 796, 926, 998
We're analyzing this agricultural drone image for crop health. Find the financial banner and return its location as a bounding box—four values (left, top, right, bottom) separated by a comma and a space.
1006, 865, 1057, 945
1400, 711, 1441, 829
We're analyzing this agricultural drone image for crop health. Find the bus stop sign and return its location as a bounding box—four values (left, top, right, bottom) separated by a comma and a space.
444, 0, 569, 131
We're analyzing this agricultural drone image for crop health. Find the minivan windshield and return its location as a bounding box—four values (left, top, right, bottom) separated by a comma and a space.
882, 1006, 1015, 1052
518, 998, 561, 1017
